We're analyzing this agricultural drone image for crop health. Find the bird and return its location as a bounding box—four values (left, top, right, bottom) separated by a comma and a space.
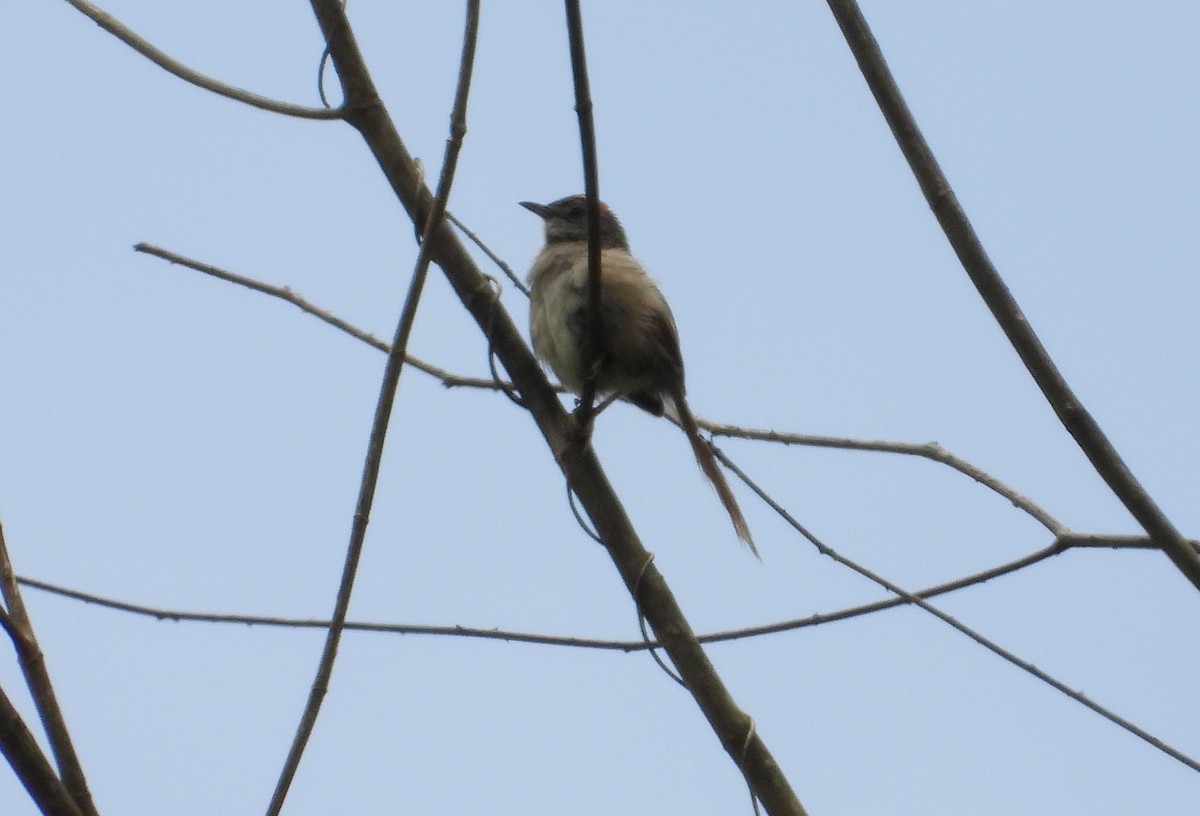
521, 194, 757, 556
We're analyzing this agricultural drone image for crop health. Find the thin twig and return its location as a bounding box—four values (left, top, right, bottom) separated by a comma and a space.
447, 212, 529, 296
266, 3, 480, 813
824, 0, 1200, 592
62, 0, 345, 120
0, 523, 97, 816
711, 444, 1200, 775
133, 242, 513, 391
702, 420, 1065, 535
563, 1, 603, 428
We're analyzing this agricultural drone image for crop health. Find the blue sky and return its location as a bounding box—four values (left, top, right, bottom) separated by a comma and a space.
3, 2, 1199, 814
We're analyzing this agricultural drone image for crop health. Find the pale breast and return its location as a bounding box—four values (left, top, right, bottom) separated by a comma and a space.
528, 245, 588, 393
527, 244, 685, 400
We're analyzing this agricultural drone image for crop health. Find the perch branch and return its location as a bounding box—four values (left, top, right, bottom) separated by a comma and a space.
307, 0, 808, 811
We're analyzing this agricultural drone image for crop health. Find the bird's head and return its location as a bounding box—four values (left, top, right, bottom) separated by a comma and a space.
520, 194, 629, 250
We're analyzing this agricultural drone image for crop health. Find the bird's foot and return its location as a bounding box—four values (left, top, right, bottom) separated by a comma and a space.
552, 407, 594, 462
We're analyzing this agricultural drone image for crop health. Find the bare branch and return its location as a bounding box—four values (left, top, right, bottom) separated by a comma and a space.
824, 0, 1200, 591
712, 445, 1200, 774
0, 523, 97, 816
8, 541, 1067, 651
133, 243, 509, 391
20, 534, 1192, 651
267, 3, 481, 813
62, 0, 346, 120
1061, 533, 1200, 551
563, 1, 604, 428
17, 574, 640, 649
702, 420, 1066, 535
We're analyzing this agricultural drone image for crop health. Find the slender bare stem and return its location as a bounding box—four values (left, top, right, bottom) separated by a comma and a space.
133, 243, 511, 390
0, 523, 97, 816
446, 212, 529, 296
824, 0, 1200, 591
62, 0, 345, 120
563, 1, 603, 427
266, 4, 480, 813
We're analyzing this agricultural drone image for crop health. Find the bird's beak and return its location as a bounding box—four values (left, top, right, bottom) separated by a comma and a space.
519, 201, 552, 219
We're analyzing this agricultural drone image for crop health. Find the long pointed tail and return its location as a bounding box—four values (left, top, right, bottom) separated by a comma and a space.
673, 395, 758, 558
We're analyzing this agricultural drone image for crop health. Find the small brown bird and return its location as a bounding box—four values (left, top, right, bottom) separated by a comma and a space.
521, 194, 757, 556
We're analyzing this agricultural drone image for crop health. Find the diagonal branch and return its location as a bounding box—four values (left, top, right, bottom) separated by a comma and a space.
63, 0, 345, 120
0, 683, 84, 816
0, 523, 97, 816
133, 243, 510, 391
266, 3, 481, 813
306, 1, 808, 813
824, 0, 1200, 592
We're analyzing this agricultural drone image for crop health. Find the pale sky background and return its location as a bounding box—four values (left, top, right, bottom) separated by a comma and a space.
3, 2, 1199, 814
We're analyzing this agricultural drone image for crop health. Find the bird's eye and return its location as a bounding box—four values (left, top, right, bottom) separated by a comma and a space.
567, 204, 585, 219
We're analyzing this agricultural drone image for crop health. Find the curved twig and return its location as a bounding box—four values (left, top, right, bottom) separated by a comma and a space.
63, 0, 346, 120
